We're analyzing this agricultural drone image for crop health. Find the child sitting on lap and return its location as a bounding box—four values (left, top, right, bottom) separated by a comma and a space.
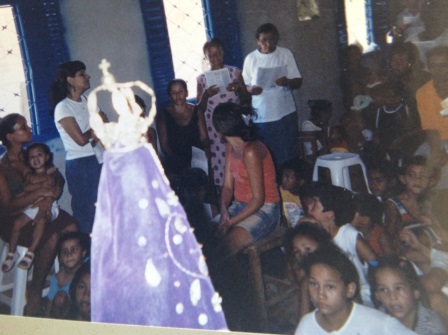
44, 232, 89, 319
2, 143, 60, 272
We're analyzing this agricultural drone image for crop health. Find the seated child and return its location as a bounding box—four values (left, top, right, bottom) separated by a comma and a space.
351, 193, 394, 257
2, 143, 60, 272
366, 159, 398, 201
306, 183, 377, 306
285, 222, 334, 318
328, 125, 349, 153
44, 232, 89, 319
340, 95, 374, 153
68, 261, 91, 321
295, 245, 416, 335
385, 156, 443, 246
279, 158, 311, 227
398, 226, 448, 324
369, 79, 420, 157
367, 255, 446, 335
301, 99, 332, 158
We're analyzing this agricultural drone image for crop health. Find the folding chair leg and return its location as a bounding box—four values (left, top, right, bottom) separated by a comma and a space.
11, 246, 29, 316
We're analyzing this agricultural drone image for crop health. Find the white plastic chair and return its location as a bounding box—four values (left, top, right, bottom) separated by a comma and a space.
0, 239, 33, 315
312, 152, 371, 193
0, 239, 59, 315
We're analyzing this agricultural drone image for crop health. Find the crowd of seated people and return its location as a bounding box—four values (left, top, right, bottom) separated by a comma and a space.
171, 26, 448, 332
1, 9, 448, 334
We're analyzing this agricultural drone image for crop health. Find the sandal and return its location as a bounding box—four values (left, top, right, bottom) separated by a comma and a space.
2, 251, 19, 273
18, 251, 34, 270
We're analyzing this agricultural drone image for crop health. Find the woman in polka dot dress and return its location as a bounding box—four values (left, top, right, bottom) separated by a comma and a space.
197, 38, 250, 189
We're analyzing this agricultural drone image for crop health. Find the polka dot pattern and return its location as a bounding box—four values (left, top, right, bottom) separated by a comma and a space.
196, 65, 242, 187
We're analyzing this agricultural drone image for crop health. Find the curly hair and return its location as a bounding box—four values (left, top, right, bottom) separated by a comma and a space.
203, 37, 224, 55
0, 113, 23, 147
255, 23, 279, 39
303, 244, 360, 301
367, 255, 429, 308
284, 221, 333, 257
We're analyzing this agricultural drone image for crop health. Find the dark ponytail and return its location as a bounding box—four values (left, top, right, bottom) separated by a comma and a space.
213, 102, 258, 142
49, 61, 86, 115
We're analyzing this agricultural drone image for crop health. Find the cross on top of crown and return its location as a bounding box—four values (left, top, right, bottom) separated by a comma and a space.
99, 58, 115, 86
99, 59, 111, 75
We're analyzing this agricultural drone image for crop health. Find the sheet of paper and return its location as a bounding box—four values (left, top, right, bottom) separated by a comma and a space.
205, 68, 231, 92
256, 65, 287, 90
191, 146, 208, 175
283, 202, 304, 228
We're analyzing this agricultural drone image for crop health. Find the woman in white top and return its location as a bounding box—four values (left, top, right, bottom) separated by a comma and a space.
242, 23, 302, 167
50, 61, 108, 234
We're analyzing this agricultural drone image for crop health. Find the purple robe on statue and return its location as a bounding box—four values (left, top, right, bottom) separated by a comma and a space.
91, 144, 227, 330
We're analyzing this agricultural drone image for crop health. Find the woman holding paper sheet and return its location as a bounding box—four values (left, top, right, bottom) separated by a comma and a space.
197, 38, 249, 189
242, 23, 302, 167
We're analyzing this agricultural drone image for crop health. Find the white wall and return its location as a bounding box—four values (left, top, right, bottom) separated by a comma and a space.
54, 0, 154, 214
59, 0, 344, 127
236, 0, 343, 127
59, 0, 154, 121
53, 0, 345, 214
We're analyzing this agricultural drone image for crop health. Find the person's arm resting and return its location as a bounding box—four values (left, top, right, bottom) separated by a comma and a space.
58, 117, 92, 146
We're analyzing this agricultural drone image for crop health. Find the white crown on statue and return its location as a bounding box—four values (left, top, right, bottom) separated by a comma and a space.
87, 59, 155, 150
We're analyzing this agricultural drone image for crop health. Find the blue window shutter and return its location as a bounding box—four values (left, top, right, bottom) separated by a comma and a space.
15, 0, 69, 141
139, 0, 175, 109
335, 0, 348, 63
139, 0, 242, 108
202, 0, 242, 69
370, 0, 389, 51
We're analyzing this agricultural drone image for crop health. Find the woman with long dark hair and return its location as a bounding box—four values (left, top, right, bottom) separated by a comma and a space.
213, 102, 280, 256
0, 113, 77, 316
50, 61, 107, 234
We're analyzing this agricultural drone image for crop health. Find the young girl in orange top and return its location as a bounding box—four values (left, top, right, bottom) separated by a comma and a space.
213, 102, 280, 256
